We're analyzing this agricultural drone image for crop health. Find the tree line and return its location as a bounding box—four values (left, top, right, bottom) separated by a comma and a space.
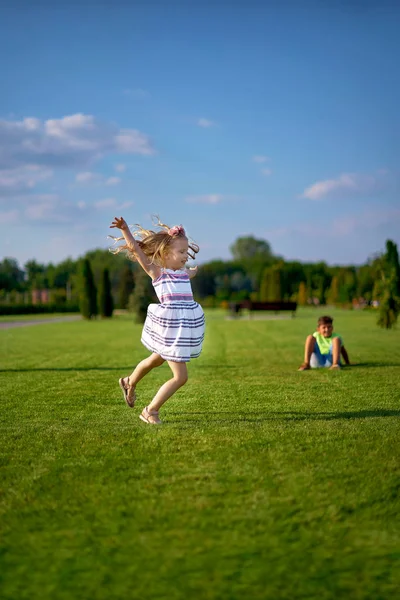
1, 236, 399, 327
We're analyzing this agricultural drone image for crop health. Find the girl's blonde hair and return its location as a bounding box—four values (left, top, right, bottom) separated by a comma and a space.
109, 216, 199, 267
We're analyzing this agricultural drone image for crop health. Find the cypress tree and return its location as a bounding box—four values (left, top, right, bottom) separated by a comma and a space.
376, 240, 400, 329
98, 268, 114, 318
259, 266, 282, 301
119, 265, 135, 309
79, 259, 97, 319
297, 281, 308, 306
327, 275, 339, 305
128, 268, 156, 323
377, 271, 400, 329
385, 240, 400, 295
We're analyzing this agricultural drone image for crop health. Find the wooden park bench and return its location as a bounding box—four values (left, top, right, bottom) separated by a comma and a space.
229, 301, 297, 317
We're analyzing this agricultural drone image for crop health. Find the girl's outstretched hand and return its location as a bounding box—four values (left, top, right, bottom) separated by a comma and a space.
110, 216, 129, 231
186, 266, 198, 279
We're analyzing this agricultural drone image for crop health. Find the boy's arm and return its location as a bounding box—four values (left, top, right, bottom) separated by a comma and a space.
341, 345, 350, 365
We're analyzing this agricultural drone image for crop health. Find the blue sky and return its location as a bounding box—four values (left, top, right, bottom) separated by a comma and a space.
1, 1, 399, 268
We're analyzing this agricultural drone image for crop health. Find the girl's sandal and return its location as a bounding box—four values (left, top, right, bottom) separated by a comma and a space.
139, 406, 162, 425
118, 377, 136, 408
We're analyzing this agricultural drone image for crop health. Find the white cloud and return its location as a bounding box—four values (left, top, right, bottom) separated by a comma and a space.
74, 172, 121, 186
105, 176, 121, 186
115, 163, 126, 173
185, 194, 224, 204
118, 201, 134, 210
94, 198, 133, 211
0, 113, 155, 171
0, 164, 53, 195
301, 172, 377, 200
331, 209, 400, 237
253, 155, 269, 163
0, 192, 85, 225
0, 209, 19, 224
23, 194, 70, 223
75, 171, 102, 184
114, 130, 154, 154
265, 208, 400, 240
197, 118, 216, 128
261, 168, 272, 177
94, 197, 117, 210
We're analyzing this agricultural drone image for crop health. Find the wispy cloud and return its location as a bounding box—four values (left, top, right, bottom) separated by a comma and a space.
0, 113, 156, 172
265, 208, 400, 241
331, 208, 400, 237
301, 172, 378, 200
0, 192, 71, 225
94, 198, 133, 211
197, 118, 216, 128
252, 155, 270, 163
75, 171, 102, 184
185, 194, 224, 204
105, 176, 121, 186
114, 163, 126, 173
75, 172, 121, 186
0, 165, 53, 195
261, 168, 272, 177
0, 209, 19, 224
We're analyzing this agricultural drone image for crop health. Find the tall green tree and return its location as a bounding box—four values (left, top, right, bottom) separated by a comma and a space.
230, 236, 273, 262
230, 235, 276, 289
128, 269, 156, 323
385, 240, 400, 295
376, 240, 400, 329
377, 271, 400, 329
79, 259, 98, 319
191, 265, 217, 299
327, 276, 339, 305
98, 268, 114, 318
259, 265, 282, 301
0, 258, 25, 292
24, 260, 46, 289
297, 281, 308, 305
119, 265, 135, 309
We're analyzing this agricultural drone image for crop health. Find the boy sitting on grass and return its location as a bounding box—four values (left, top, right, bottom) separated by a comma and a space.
298, 315, 350, 371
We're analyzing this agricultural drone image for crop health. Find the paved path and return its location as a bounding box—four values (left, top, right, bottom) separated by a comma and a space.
0, 315, 82, 329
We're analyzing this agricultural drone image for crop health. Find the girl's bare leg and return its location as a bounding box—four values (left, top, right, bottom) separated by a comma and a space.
147, 360, 188, 413
127, 353, 165, 391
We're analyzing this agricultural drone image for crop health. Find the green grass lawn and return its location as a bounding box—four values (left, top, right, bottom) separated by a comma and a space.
1, 308, 399, 599
0, 312, 79, 323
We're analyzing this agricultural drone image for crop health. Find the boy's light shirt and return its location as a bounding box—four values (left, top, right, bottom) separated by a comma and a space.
313, 331, 342, 354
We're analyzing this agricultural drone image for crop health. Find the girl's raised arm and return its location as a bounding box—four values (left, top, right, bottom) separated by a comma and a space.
110, 217, 161, 280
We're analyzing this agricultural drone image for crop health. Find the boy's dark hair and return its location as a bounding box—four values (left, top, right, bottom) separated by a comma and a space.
318, 315, 333, 326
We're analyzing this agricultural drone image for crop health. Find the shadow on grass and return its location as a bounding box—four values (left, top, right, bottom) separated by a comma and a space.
349, 362, 400, 368
1, 364, 239, 373
0, 367, 135, 373
172, 409, 400, 423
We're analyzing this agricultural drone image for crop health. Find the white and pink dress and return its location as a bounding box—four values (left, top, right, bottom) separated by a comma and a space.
141, 269, 205, 363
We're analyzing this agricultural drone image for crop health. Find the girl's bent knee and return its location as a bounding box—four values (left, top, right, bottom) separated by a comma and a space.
175, 373, 188, 387
150, 354, 164, 367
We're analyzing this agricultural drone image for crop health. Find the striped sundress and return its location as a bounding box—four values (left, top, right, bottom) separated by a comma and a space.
141, 269, 205, 363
